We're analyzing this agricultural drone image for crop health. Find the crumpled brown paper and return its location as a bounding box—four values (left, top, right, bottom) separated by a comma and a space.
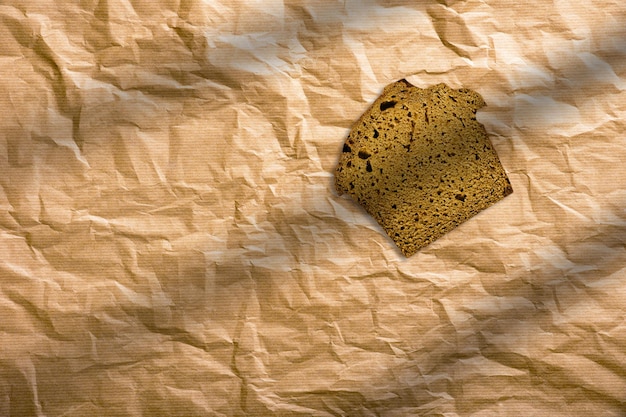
1, 0, 625, 415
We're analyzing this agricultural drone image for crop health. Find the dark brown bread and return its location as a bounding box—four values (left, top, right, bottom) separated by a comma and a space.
335, 80, 513, 257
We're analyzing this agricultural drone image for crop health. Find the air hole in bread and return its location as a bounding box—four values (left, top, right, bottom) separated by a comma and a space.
380, 101, 397, 111
358, 150, 371, 159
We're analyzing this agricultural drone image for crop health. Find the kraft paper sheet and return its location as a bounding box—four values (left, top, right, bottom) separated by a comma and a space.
1, 1, 625, 416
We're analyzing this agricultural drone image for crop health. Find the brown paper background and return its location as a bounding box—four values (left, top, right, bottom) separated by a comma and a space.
1, 1, 626, 416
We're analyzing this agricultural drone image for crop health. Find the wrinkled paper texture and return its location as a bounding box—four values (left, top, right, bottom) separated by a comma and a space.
1, 1, 626, 416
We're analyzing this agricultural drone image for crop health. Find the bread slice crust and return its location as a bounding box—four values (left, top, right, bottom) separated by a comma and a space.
335, 80, 513, 257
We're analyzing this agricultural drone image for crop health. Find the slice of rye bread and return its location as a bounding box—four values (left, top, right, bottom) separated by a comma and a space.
335, 79, 513, 257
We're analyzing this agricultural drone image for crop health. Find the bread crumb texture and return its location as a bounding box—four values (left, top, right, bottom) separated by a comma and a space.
335, 80, 513, 257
